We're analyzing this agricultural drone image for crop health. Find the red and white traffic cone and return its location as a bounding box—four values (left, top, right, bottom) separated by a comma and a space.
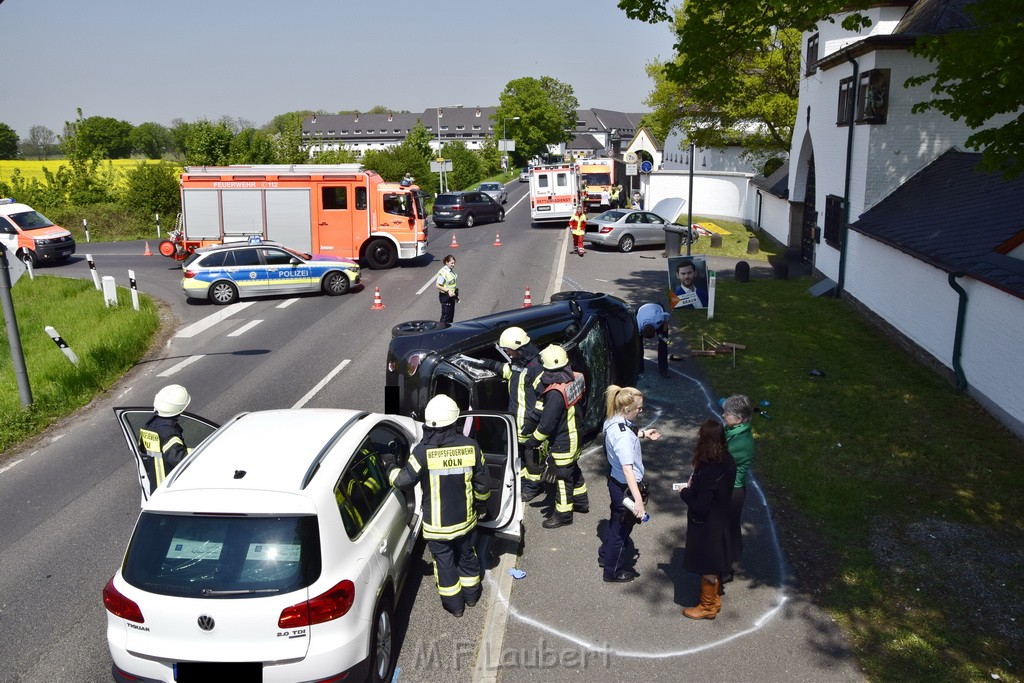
143, 242, 153, 256
522, 287, 532, 308
370, 286, 385, 310
450, 233, 460, 248
493, 232, 503, 246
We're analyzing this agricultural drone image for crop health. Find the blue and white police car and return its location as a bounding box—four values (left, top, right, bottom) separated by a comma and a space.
182, 239, 360, 305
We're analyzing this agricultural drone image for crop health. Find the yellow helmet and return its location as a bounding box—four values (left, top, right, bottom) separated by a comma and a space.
539, 344, 569, 370
498, 326, 530, 350
424, 394, 460, 428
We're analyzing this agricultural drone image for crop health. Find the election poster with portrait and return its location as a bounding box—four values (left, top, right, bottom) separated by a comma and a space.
667, 256, 710, 310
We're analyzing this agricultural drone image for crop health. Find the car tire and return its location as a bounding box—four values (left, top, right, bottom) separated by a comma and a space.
365, 238, 398, 270
322, 271, 351, 296
618, 235, 635, 253
465, 214, 475, 228
497, 209, 505, 222
550, 290, 599, 302
368, 595, 395, 683
392, 320, 441, 337
16, 248, 37, 268
209, 281, 238, 305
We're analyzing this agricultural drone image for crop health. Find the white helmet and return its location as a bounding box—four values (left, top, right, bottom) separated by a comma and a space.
498, 326, 530, 350
154, 384, 191, 417
424, 394, 460, 428
539, 344, 569, 371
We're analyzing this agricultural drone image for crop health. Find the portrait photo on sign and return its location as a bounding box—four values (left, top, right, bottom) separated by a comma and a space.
668, 256, 709, 310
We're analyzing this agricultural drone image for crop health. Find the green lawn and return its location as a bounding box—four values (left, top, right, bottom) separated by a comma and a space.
684, 277, 1023, 682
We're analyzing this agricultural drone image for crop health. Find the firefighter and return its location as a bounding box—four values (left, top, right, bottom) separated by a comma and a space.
389, 394, 491, 618
568, 204, 587, 257
525, 345, 589, 528
138, 384, 191, 499
473, 326, 545, 502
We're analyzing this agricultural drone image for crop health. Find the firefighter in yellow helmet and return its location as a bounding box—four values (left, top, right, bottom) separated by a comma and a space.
138, 384, 191, 500
524, 345, 589, 528
388, 394, 491, 617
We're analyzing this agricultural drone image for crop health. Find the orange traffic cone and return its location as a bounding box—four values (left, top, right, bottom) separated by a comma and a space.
371, 286, 386, 310
522, 287, 532, 308
450, 233, 460, 248
143, 241, 153, 256
493, 232, 503, 247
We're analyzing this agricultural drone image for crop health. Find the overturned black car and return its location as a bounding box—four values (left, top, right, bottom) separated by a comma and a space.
385, 291, 641, 440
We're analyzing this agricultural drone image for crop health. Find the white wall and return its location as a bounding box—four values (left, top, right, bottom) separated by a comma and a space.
644, 171, 754, 224
755, 193, 792, 246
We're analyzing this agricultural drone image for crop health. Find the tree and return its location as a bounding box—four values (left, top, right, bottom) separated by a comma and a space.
168, 119, 192, 159
229, 128, 277, 164
495, 76, 579, 161
183, 119, 233, 166
119, 162, 181, 217
131, 122, 171, 160
642, 8, 801, 168
25, 125, 57, 160
441, 142, 483, 192
64, 114, 135, 158
0, 123, 19, 159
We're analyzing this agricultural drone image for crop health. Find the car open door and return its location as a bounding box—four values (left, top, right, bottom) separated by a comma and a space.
456, 412, 521, 541
113, 407, 220, 505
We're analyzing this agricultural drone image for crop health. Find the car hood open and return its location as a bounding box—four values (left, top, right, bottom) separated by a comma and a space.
650, 197, 686, 223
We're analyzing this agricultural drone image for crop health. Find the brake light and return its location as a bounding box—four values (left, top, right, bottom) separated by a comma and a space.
599, 227, 614, 234
278, 580, 355, 629
183, 269, 197, 278
103, 577, 145, 623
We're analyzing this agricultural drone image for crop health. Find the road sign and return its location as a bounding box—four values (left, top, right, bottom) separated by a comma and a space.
640, 160, 654, 173
430, 160, 453, 172
624, 151, 638, 163
2, 244, 26, 286
626, 164, 638, 176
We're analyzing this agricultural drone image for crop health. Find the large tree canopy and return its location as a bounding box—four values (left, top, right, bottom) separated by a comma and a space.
495, 76, 579, 162
63, 113, 135, 159
0, 122, 18, 159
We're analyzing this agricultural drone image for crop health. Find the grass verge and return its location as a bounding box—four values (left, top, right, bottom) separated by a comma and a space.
684, 277, 1023, 682
687, 215, 778, 262
0, 275, 161, 453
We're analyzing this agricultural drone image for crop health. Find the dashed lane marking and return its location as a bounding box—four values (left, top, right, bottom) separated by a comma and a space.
157, 354, 206, 378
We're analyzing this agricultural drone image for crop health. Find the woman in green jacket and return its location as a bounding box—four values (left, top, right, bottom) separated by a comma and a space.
722, 395, 755, 584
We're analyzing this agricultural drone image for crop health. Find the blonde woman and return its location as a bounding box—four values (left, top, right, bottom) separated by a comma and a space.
598, 386, 660, 583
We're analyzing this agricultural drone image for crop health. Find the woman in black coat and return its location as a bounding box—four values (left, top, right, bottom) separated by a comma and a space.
680, 419, 736, 620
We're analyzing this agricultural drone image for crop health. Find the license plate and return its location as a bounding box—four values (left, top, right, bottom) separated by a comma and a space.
436, 211, 451, 216
58, 250, 72, 257
175, 661, 261, 681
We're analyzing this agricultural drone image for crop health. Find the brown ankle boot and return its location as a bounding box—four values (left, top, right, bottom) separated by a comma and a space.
683, 577, 720, 620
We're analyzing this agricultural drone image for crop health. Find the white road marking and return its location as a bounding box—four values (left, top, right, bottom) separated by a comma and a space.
50, 434, 65, 442
175, 302, 254, 338
292, 359, 351, 408
0, 459, 24, 475
276, 298, 298, 309
228, 319, 263, 337
157, 354, 206, 378
417, 275, 437, 296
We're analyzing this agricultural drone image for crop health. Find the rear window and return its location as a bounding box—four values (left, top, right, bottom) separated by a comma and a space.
434, 194, 462, 206
122, 513, 322, 598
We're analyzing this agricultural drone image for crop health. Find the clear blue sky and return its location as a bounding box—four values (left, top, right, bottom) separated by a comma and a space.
1, 0, 679, 139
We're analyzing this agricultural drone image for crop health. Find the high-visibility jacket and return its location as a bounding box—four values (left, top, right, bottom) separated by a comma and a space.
138, 414, 187, 492
390, 426, 490, 540
610, 187, 621, 203
568, 211, 587, 236
436, 265, 458, 300
525, 367, 585, 465
499, 342, 543, 442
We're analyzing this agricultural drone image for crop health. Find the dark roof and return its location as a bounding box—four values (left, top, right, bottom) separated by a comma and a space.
567, 133, 605, 151
305, 107, 498, 142
850, 150, 1024, 298
894, 0, 976, 37
750, 161, 790, 199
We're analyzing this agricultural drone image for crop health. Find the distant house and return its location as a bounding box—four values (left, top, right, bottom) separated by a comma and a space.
303, 106, 499, 155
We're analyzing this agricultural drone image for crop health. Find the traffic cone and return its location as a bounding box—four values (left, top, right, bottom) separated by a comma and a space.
143, 242, 153, 256
450, 233, 460, 248
493, 232, 503, 247
522, 287, 532, 308
370, 286, 385, 310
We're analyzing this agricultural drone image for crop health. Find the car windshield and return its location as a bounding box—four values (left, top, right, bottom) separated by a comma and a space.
594, 210, 628, 222
480, 183, 500, 191
122, 512, 322, 598
6, 210, 56, 231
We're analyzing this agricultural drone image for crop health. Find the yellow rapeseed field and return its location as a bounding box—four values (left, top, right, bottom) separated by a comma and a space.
0, 158, 166, 186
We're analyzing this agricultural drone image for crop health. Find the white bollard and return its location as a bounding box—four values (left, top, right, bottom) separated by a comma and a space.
86, 254, 101, 290
45, 326, 80, 365
156, 213, 161, 238
707, 270, 717, 319
83, 218, 90, 243
102, 275, 118, 307
128, 269, 140, 311
26, 257, 34, 281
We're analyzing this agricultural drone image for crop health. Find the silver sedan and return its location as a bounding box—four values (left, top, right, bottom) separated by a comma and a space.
584, 198, 690, 253
478, 182, 508, 205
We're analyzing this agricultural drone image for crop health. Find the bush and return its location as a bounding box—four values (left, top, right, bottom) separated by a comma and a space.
48, 203, 163, 241
118, 161, 181, 217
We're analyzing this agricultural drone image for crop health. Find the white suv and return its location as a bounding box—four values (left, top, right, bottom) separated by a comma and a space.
105, 408, 520, 683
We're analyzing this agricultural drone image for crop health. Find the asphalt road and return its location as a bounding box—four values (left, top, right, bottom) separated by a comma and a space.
0, 179, 861, 682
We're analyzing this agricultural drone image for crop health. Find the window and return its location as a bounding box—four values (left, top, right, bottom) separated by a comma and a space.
556, 173, 568, 187
537, 175, 550, 189
355, 187, 367, 211
824, 194, 844, 248
857, 69, 890, 124
334, 428, 406, 539
322, 187, 348, 210
806, 34, 819, 75
197, 251, 227, 268
228, 248, 261, 267
262, 249, 294, 266
837, 77, 854, 125
383, 193, 410, 217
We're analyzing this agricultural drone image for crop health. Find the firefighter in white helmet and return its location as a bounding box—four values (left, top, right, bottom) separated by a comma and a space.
138, 384, 191, 498
389, 394, 491, 618
524, 345, 589, 528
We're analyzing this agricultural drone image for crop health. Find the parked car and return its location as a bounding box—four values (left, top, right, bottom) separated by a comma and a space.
182, 239, 361, 305
478, 182, 508, 205
519, 168, 530, 183
385, 291, 641, 443
584, 198, 695, 253
432, 191, 505, 228
106, 407, 521, 683
0, 198, 76, 266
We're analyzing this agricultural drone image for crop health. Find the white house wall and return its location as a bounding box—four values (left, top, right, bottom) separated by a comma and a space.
645, 171, 755, 224
756, 194, 792, 246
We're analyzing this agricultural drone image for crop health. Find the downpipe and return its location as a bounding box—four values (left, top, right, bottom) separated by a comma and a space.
946, 272, 968, 391
837, 53, 859, 296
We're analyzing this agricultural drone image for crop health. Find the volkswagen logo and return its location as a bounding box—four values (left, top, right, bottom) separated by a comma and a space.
197, 614, 215, 632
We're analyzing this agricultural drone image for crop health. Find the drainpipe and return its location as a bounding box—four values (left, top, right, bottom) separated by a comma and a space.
946, 272, 969, 391
755, 189, 763, 232
837, 53, 859, 296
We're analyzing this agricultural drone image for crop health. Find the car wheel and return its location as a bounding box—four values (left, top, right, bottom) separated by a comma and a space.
465, 214, 475, 228
16, 249, 37, 268
392, 320, 441, 337
366, 238, 398, 270
497, 209, 505, 222
322, 271, 350, 296
208, 281, 238, 305
618, 234, 635, 253
368, 596, 395, 683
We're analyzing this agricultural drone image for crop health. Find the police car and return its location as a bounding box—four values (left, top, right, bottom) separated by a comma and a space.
107, 407, 522, 683
181, 238, 360, 305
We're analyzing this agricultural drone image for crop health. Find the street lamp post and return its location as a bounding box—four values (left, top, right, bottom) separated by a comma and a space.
501, 116, 520, 173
